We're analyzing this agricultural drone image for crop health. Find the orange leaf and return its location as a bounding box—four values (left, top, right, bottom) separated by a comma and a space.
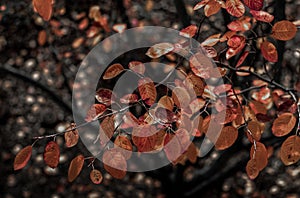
225, 0, 245, 17
280, 135, 300, 165
90, 169, 103, 184
226, 35, 246, 59
272, 113, 296, 137
272, 20, 297, 41
172, 86, 191, 109
227, 16, 251, 32
120, 94, 139, 104
157, 96, 174, 111
236, 51, 249, 67
44, 141, 60, 168
184, 73, 205, 97
246, 121, 262, 143
85, 104, 107, 122
138, 77, 157, 106
114, 135, 133, 160
250, 10, 274, 23
250, 142, 268, 171
103, 148, 127, 179
99, 115, 115, 145
146, 43, 174, 58
179, 25, 198, 38
215, 126, 238, 150
65, 123, 79, 148
32, 0, 52, 21
193, 0, 209, 10
38, 30, 47, 46
246, 159, 259, 180
68, 155, 84, 182
243, 0, 263, 11
14, 146, 32, 171
103, 63, 124, 80
260, 41, 278, 62
204, 0, 222, 17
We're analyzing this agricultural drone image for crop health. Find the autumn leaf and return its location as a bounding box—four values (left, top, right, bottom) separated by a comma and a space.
32, 0, 53, 21
243, 0, 263, 11
272, 113, 296, 137
225, 0, 245, 17
103, 63, 124, 80
138, 77, 157, 106
280, 135, 300, 165
193, 0, 210, 10
236, 51, 249, 67
68, 155, 85, 182
250, 142, 268, 171
90, 169, 103, 184
246, 159, 259, 180
215, 126, 238, 150
65, 123, 79, 148
114, 135, 133, 160
189, 52, 217, 79
95, 88, 115, 106
128, 61, 145, 75
179, 25, 198, 38
120, 94, 139, 104
201, 33, 221, 47
250, 10, 274, 23
38, 30, 47, 46
99, 115, 115, 145
260, 41, 278, 62
227, 16, 251, 32
272, 20, 297, 41
246, 121, 262, 143
146, 43, 174, 58
44, 141, 60, 168
103, 148, 127, 179
204, 0, 222, 17
85, 104, 107, 122
14, 146, 32, 171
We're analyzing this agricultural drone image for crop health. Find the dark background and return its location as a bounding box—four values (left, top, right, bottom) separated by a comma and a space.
0, 0, 300, 197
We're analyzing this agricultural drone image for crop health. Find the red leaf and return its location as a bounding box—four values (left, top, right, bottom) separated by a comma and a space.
120, 94, 139, 104
179, 25, 198, 38
32, 0, 53, 21
103, 63, 124, 80
95, 88, 115, 106
103, 148, 127, 179
227, 16, 251, 32
14, 146, 32, 171
44, 141, 60, 168
250, 10, 274, 23
138, 77, 157, 106
128, 61, 145, 75
236, 51, 249, 67
201, 33, 221, 47
68, 155, 84, 182
272, 20, 297, 41
260, 41, 278, 62
85, 104, 107, 122
65, 123, 79, 148
225, 0, 245, 17
243, 0, 263, 11
189, 52, 218, 79
204, 0, 222, 17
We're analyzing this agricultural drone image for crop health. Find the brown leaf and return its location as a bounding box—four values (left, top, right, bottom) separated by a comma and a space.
85, 104, 107, 122
272, 20, 297, 41
114, 135, 133, 160
236, 51, 249, 67
132, 126, 166, 152
201, 33, 221, 47
103, 63, 124, 80
172, 87, 191, 109
193, 0, 209, 10
68, 155, 85, 182
272, 113, 296, 137
103, 148, 127, 179
95, 88, 115, 106
184, 73, 205, 97
14, 146, 32, 171
227, 16, 251, 32
44, 141, 60, 168
190, 52, 217, 79
38, 30, 47, 46
32, 0, 52, 21
215, 126, 238, 150
138, 77, 157, 106
120, 94, 139, 104
157, 96, 174, 111
280, 135, 300, 165
250, 142, 268, 171
246, 121, 262, 143
225, 0, 245, 17
260, 41, 278, 62
90, 169, 103, 184
146, 43, 174, 58
243, 0, 263, 11
128, 61, 145, 75
99, 115, 115, 145
204, 0, 222, 17
246, 159, 259, 180
65, 123, 79, 148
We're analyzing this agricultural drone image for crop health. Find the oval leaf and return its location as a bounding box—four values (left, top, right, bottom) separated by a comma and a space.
103, 63, 124, 80
146, 43, 174, 58
250, 10, 274, 23
68, 155, 85, 182
114, 135, 133, 160
225, 0, 245, 17
243, 0, 263, 11
128, 61, 145, 75
260, 41, 278, 62
180, 25, 198, 38
44, 141, 60, 168
215, 126, 238, 150
272, 20, 297, 41
272, 113, 296, 137
250, 142, 268, 171
32, 0, 52, 21
65, 123, 79, 148
90, 169, 103, 184
138, 77, 157, 106
103, 148, 127, 179
280, 135, 300, 165
14, 146, 32, 171
246, 159, 259, 180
